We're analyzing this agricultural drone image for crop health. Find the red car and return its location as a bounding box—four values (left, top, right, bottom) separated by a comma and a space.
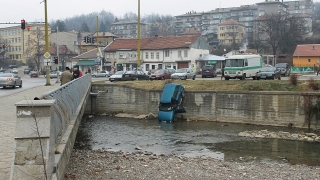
149, 69, 176, 80
29, 71, 39, 78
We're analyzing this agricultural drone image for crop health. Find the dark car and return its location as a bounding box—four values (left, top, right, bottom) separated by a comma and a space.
122, 70, 149, 81
24, 68, 31, 74
201, 65, 217, 78
275, 63, 290, 77
0, 69, 10, 74
29, 71, 39, 78
256, 67, 281, 80
149, 69, 176, 80
158, 83, 186, 122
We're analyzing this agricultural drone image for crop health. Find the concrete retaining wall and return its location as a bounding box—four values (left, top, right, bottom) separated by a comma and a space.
87, 84, 319, 128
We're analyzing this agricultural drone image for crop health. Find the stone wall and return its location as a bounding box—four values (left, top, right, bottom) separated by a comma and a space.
87, 84, 319, 128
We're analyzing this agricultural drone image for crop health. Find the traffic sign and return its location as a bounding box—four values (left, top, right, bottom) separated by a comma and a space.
44, 58, 51, 65
44, 52, 51, 59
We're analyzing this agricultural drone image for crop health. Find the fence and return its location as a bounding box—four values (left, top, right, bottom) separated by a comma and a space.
42, 74, 91, 146
291, 66, 315, 74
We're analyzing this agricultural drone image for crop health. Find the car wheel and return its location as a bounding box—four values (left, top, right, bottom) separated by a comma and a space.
19, 81, 22, 88
12, 83, 16, 89
278, 76, 281, 80
241, 74, 245, 80
3, 86, 6, 89
185, 76, 187, 80
192, 75, 195, 80
272, 75, 275, 80
202, 75, 204, 78
225, 77, 230, 80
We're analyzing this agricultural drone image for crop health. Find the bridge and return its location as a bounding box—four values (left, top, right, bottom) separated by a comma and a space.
10, 75, 92, 180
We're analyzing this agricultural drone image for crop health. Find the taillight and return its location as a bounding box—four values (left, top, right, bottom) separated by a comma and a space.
7, 78, 13, 81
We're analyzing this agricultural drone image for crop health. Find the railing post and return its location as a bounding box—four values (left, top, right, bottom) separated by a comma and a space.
11, 100, 56, 180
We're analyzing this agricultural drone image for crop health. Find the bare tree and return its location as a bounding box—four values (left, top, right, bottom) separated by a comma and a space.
254, 14, 308, 56
25, 29, 45, 71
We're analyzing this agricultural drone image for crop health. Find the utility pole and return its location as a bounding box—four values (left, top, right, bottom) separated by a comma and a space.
137, 0, 141, 69
56, 26, 60, 84
44, 0, 51, 86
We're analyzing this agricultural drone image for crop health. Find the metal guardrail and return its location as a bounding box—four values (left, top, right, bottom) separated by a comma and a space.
42, 74, 91, 145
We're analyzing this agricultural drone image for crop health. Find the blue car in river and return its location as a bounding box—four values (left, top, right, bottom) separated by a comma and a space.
158, 83, 186, 122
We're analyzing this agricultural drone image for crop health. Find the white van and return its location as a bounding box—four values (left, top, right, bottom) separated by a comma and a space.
224, 54, 263, 80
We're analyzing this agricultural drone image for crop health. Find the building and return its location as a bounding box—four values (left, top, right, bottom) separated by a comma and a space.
284, 0, 314, 15
110, 21, 148, 38
0, 23, 50, 64
50, 31, 87, 54
293, 44, 320, 67
104, 35, 209, 73
217, 19, 246, 45
256, 0, 289, 16
175, 11, 203, 35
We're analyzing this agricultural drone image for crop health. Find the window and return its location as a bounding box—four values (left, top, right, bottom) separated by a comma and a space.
308, 59, 311, 63
165, 50, 170, 57
146, 64, 150, 71
152, 65, 156, 69
220, 27, 225, 30
151, 52, 154, 59
184, 50, 188, 58
156, 52, 159, 59
178, 51, 182, 57
73, 41, 77, 45
145, 52, 149, 59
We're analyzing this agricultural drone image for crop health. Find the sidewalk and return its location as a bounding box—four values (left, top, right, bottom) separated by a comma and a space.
0, 83, 60, 180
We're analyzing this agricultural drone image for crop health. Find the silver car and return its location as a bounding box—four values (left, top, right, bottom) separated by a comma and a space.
92, 70, 110, 78
171, 68, 196, 80
0, 73, 22, 89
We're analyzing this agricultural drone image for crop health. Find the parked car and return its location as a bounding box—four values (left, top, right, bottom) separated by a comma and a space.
171, 68, 196, 80
158, 83, 186, 122
92, 70, 110, 78
121, 70, 149, 81
0, 69, 10, 74
12, 68, 18, 74
149, 69, 176, 80
0, 73, 22, 89
109, 71, 124, 82
45, 71, 62, 79
256, 67, 281, 80
24, 68, 31, 74
275, 63, 290, 77
201, 65, 217, 78
30, 71, 39, 78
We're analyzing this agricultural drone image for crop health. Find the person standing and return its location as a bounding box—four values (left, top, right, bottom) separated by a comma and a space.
60, 67, 73, 85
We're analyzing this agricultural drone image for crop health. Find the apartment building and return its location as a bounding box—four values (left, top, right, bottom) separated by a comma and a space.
0, 23, 50, 64
284, 0, 314, 15
110, 21, 148, 38
217, 19, 246, 45
173, 0, 313, 42
175, 11, 202, 35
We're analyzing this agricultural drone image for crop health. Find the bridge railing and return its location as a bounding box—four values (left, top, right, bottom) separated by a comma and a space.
42, 74, 91, 146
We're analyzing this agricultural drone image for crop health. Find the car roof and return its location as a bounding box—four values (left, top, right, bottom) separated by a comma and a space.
160, 83, 182, 103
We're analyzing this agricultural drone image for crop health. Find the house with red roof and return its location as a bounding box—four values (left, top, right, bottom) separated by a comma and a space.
293, 44, 320, 67
104, 35, 209, 73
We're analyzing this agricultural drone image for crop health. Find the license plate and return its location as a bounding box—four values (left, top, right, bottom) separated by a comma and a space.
261, 76, 266, 78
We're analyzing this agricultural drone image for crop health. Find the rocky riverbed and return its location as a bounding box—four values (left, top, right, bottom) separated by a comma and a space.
65, 149, 320, 180
238, 130, 320, 143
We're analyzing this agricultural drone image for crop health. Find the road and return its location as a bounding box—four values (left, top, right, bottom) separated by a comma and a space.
0, 72, 58, 98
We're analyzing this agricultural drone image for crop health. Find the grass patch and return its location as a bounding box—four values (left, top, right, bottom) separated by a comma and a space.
94, 79, 320, 92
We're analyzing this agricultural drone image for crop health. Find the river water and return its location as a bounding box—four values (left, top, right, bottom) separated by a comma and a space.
74, 116, 320, 166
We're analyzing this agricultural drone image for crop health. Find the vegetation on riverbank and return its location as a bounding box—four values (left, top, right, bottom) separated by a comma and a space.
97, 78, 320, 92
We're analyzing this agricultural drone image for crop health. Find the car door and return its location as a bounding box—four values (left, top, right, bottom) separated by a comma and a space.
163, 69, 170, 79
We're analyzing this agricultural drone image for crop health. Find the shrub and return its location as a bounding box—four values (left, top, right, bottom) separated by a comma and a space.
289, 73, 298, 86
307, 78, 319, 91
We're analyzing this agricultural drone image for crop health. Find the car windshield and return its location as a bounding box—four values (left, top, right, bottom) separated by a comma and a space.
261, 67, 275, 72
155, 70, 164, 74
0, 74, 12, 77
126, 71, 135, 74
225, 59, 244, 67
115, 71, 124, 75
275, 63, 286, 68
202, 66, 214, 70
159, 103, 173, 111
176, 69, 187, 73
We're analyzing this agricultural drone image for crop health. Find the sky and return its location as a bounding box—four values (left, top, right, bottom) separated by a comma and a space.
2, 0, 319, 27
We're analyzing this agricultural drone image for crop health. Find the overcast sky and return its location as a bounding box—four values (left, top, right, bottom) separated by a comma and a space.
2, 0, 319, 27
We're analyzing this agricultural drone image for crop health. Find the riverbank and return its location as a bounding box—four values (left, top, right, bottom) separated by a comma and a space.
65, 149, 320, 180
